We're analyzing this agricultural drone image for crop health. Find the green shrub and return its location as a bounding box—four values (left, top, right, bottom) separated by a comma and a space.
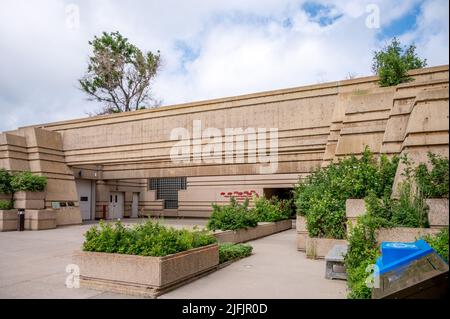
252, 196, 292, 222
364, 192, 394, 223
0, 169, 13, 194
294, 147, 399, 239
390, 182, 429, 228
423, 228, 449, 262
0, 200, 13, 210
11, 171, 47, 192
346, 152, 448, 298
82, 219, 217, 257
372, 37, 427, 87
345, 212, 386, 299
219, 243, 253, 264
415, 153, 449, 198
207, 197, 258, 231
363, 153, 447, 229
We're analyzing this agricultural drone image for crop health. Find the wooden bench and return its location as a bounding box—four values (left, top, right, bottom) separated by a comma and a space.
325, 244, 348, 280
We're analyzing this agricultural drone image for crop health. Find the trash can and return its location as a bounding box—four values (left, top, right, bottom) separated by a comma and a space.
372, 239, 449, 299
17, 209, 25, 231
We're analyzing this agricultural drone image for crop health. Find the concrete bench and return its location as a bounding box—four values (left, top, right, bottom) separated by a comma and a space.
325, 244, 348, 280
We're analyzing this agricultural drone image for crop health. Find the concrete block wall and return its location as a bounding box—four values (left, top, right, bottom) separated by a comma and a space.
0, 127, 82, 225
1, 65, 448, 219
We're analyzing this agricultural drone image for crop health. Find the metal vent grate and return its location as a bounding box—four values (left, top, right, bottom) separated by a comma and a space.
149, 177, 186, 209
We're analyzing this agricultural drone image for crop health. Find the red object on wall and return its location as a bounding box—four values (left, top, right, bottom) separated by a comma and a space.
220, 190, 260, 199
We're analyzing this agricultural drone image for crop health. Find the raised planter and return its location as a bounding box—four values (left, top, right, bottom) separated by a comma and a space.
0, 193, 13, 201
297, 233, 308, 252
296, 215, 308, 251
0, 209, 18, 232
296, 215, 307, 233
73, 243, 219, 298
213, 219, 292, 244
376, 227, 442, 245
14, 191, 45, 210
305, 236, 348, 259
55, 207, 83, 226
345, 199, 366, 232
425, 198, 449, 228
25, 209, 56, 230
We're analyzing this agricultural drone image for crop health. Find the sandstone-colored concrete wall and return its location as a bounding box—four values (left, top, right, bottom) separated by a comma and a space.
178, 173, 301, 217
305, 237, 348, 259
1, 65, 448, 219
24, 209, 57, 230
0, 209, 18, 232
375, 227, 442, 245
426, 199, 449, 228
296, 215, 308, 251
0, 127, 82, 224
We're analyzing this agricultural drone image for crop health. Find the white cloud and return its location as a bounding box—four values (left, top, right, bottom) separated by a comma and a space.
400, 0, 449, 66
0, 0, 448, 132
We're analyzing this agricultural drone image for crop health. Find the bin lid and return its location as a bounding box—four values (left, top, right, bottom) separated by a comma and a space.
376, 240, 434, 274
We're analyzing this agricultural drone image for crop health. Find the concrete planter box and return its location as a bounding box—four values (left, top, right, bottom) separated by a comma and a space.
213, 219, 292, 244
55, 207, 82, 226
305, 237, 348, 259
297, 232, 308, 252
345, 199, 366, 231
426, 198, 449, 228
296, 215, 308, 251
0, 209, 18, 232
296, 215, 307, 233
24, 209, 56, 230
376, 227, 442, 245
0, 193, 13, 201
14, 191, 45, 210
73, 244, 219, 298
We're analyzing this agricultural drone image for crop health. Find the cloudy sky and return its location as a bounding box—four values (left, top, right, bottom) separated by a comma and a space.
0, 0, 448, 132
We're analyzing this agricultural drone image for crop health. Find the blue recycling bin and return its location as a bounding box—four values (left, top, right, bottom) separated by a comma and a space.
372, 239, 449, 299
376, 240, 435, 274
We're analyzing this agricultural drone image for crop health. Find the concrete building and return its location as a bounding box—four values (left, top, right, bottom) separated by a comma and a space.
1, 65, 448, 226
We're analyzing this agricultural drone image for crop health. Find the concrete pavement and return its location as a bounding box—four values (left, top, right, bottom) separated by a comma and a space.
0, 218, 347, 299
160, 229, 347, 299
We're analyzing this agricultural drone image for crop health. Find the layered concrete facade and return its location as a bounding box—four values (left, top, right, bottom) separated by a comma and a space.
1, 65, 448, 224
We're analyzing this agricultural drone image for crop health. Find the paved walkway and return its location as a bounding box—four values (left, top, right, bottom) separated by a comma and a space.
160, 229, 347, 299
0, 219, 347, 299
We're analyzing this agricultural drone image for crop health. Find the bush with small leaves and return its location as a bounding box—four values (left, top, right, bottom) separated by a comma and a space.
423, 228, 449, 263
251, 196, 292, 222
0, 169, 13, 194
207, 197, 258, 231
294, 147, 399, 239
219, 243, 253, 264
11, 171, 47, 192
415, 152, 449, 199
372, 37, 427, 87
82, 219, 217, 257
0, 200, 13, 210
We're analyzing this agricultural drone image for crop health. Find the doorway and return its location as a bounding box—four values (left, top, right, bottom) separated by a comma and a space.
263, 188, 293, 200
109, 192, 124, 219
75, 179, 94, 221
263, 188, 295, 218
